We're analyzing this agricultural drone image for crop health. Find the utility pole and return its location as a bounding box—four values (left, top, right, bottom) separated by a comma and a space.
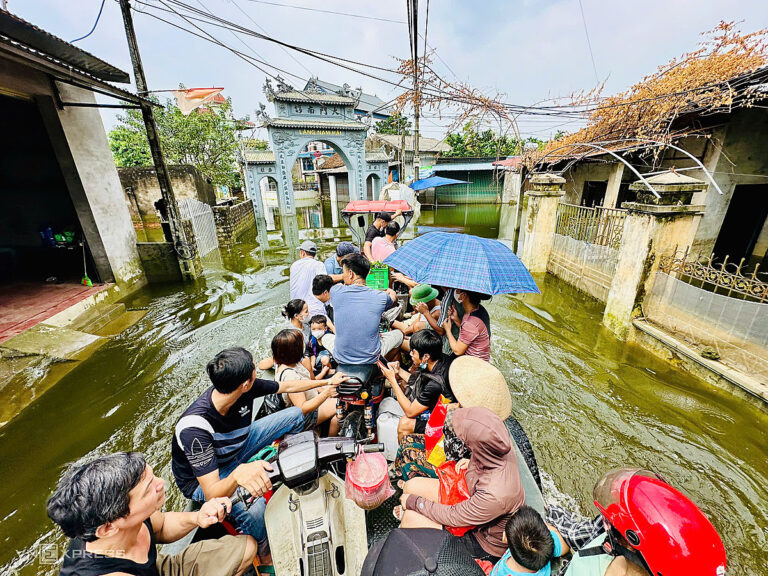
118, 0, 192, 270
410, 0, 421, 182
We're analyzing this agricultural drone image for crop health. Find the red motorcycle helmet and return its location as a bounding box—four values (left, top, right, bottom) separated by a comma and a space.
593, 468, 727, 576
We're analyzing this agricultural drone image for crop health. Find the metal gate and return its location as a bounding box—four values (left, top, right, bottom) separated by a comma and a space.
178, 198, 219, 257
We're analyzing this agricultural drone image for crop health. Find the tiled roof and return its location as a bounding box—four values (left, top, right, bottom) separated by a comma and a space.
365, 151, 390, 162
263, 118, 368, 130
271, 90, 356, 105
492, 156, 523, 169
372, 133, 450, 153
318, 154, 345, 170
308, 78, 393, 116
243, 149, 275, 163
316, 151, 391, 172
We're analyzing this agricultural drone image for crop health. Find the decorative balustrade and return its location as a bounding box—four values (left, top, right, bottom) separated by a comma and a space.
554, 202, 627, 250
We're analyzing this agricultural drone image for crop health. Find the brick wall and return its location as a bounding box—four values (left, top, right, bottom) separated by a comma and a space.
212, 200, 256, 245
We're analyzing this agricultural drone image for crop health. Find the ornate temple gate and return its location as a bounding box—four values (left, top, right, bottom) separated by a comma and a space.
240, 78, 388, 245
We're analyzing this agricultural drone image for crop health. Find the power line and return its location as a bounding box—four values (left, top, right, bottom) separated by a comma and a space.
242, 0, 406, 24
576, 0, 599, 84
72, 0, 107, 42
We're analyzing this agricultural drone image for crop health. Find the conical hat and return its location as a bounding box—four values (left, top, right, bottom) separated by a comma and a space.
448, 356, 511, 420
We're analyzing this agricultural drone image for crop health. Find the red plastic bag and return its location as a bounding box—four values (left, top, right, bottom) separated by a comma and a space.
345, 451, 394, 510
436, 461, 476, 537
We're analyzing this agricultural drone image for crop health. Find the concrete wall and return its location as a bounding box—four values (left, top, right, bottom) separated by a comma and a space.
0, 53, 144, 290
561, 162, 615, 204
137, 242, 182, 283
119, 165, 216, 229
49, 83, 145, 289
213, 200, 256, 244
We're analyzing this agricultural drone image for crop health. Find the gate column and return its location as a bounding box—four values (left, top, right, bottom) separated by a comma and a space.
603, 171, 706, 339
520, 173, 565, 273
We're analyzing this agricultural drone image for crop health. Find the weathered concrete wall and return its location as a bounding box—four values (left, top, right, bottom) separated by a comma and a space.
561, 162, 614, 204
137, 242, 183, 283
119, 165, 216, 228
520, 175, 565, 274
213, 200, 256, 245
30, 83, 144, 292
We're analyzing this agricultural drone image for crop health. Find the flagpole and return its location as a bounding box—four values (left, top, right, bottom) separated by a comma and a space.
118, 0, 195, 278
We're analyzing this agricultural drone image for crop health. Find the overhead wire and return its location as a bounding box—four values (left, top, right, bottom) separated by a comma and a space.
241, 0, 406, 24
72, 0, 107, 42
576, 0, 599, 84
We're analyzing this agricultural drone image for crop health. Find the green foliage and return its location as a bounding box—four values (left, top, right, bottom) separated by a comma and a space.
374, 112, 411, 135
108, 93, 240, 187
241, 138, 269, 150
444, 123, 545, 157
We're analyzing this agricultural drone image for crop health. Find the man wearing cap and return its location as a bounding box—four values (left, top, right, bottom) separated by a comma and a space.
363, 210, 402, 261
290, 240, 328, 318
324, 241, 359, 283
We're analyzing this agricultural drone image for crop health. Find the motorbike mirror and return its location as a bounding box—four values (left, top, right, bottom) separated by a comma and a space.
357, 215, 366, 227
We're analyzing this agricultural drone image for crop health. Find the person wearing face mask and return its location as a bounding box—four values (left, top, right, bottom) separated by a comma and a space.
442, 289, 492, 362
379, 330, 455, 442
278, 298, 314, 377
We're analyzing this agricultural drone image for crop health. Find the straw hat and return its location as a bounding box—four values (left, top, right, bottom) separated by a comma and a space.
448, 356, 512, 420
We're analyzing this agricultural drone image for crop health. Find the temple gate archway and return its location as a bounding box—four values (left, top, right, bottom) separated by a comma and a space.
241, 78, 389, 245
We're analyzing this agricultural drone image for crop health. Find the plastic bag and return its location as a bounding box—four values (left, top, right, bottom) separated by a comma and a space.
345, 450, 394, 510
424, 400, 449, 467
436, 462, 476, 537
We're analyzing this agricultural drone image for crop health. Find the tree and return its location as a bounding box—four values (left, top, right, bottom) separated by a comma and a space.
109, 93, 240, 187
374, 112, 412, 135
444, 123, 544, 157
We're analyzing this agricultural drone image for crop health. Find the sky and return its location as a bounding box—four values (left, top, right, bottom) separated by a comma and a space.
9, 0, 768, 141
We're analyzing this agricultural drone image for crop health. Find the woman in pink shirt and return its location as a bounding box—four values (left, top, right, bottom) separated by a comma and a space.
442, 289, 491, 361
370, 221, 399, 261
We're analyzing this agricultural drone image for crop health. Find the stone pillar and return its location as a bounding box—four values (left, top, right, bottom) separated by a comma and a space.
501, 169, 521, 204
329, 175, 339, 228
519, 173, 565, 273
603, 171, 707, 339
259, 179, 276, 231
603, 163, 625, 208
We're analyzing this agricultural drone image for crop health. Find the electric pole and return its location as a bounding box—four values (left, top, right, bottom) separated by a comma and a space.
118, 0, 192, 268
410, 0, 421, 182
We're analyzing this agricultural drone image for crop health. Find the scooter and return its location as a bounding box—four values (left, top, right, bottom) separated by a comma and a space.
234, 432, 385, 576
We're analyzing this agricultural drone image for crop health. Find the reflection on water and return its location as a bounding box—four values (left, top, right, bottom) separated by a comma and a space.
0, 205, 766, 575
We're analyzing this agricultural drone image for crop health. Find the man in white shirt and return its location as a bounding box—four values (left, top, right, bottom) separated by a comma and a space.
289, 240, 328, 318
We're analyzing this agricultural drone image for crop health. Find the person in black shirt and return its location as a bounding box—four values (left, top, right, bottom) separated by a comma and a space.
363, 210, 402, 260
48, 451, 257, 576
171, 347, 346, 559
379, 330, 455, 442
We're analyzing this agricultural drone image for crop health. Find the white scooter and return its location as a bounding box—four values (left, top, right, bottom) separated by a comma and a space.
234, 432, 384, 576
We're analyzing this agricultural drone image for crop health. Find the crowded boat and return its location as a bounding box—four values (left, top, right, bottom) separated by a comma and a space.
45, 208, 727, 576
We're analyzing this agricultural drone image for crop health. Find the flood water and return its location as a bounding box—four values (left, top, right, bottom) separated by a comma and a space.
1, 203, 766, 575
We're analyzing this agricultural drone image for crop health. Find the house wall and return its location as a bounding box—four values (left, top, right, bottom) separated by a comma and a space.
212, 199, 256, 244
561, 162, 615, 204
119, 165, 216, 228
0, 56, 144, 290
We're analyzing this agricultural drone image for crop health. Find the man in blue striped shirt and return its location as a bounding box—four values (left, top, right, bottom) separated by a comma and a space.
171, 347, 345, 558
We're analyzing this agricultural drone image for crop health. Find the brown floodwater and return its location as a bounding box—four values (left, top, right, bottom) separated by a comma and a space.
0, 204, 766, 575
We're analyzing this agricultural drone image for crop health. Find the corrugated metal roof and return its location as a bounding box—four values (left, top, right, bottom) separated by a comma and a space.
0, 9, 129, 83
365, 151, 389, 162
434, 162, 497, 172
264, 118, 368, 130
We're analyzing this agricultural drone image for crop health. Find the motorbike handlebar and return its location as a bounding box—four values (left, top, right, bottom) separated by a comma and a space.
362, 443, 385, 453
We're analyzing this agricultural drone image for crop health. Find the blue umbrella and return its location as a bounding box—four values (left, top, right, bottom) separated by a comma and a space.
410, 176, 470, 191
383, 231, 539, 295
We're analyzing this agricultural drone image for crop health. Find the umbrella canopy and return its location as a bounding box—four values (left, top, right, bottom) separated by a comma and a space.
383, 231, 539, 295
410, 176, 470, 191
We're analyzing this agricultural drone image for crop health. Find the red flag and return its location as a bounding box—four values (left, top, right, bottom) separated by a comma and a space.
173, 88, 224, 115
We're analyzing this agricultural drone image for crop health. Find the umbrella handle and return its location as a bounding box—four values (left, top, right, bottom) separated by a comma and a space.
437, 288, 455, 326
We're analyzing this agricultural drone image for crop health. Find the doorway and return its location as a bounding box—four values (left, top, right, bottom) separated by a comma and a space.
712, 184, 768, 266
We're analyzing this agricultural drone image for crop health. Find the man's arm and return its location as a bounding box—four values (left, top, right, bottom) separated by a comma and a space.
363, 241, 374, 261
276, 371, 346, 394
149, 498, 231, 544
196, 460, 274, 500
380, 362, 428, 417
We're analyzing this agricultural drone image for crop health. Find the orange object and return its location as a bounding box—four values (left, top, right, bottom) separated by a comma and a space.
437, 462, 476, 537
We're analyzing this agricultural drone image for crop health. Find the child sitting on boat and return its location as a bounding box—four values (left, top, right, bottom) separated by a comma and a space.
488, 506, 564, 576
306, 315, 336, 378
